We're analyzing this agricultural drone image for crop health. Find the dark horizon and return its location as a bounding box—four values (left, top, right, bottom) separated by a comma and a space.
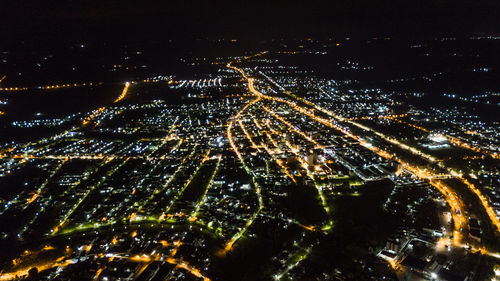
2, 0, 500, 46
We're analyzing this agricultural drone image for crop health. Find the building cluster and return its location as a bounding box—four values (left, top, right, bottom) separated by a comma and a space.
0, 37, 499, 280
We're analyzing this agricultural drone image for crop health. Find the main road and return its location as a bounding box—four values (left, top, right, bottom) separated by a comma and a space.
227, 55, 500, 251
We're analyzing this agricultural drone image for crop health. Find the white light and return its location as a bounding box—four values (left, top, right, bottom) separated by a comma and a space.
429, 134, 447, 143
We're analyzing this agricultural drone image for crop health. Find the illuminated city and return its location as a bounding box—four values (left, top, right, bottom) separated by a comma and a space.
1, 1, 500, 281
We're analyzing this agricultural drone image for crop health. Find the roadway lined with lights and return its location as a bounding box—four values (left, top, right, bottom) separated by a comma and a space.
190, 154, 222, 219
2, 51, 498, 280
229, 59, 476, 245
0, 82, 100, 92
136, 143, 195, 213
260, 67, 500, 240
1, 239, 211, 281
0, 256, 76, 281
163, 149, 211, 215
225, 61, 337, 255
113, 82, 131, 103
343, 113, 500, 235
242, 114, 297, 183
383, 115, 500, 160
260, 115, 332, 217
51, 158, 129, 235
225, 97, 264, 252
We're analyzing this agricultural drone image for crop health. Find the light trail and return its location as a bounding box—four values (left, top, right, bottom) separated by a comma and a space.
226, 97, 262, 161
263, 128, 280, 149
265, 119, 332, 180
281, 100, 467, 240
258, 70, 344, 121
286, 102, 466, 239
93, 266, 106, 280
82, 81, 130, 126
113, 82, 130, 103
153, 240, 212, 281
275, 158, 297, 184
234, 66, 334, 217
256, 111, 334, 229
253, 118, 263, 130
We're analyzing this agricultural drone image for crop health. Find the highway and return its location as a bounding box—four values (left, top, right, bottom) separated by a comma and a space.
226, 57, 500, 249
1, 52, 497, 280
259, 66, 500, 240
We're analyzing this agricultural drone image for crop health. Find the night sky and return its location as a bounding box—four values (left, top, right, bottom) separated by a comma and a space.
2, 0, 500, 44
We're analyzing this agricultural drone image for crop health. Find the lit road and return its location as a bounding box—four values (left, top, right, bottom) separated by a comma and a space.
113, 81, 131, 103
226, 57, 500, 248
224, 97, 264, 252
257, 67, 500, 240
2, 50, 498, 281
